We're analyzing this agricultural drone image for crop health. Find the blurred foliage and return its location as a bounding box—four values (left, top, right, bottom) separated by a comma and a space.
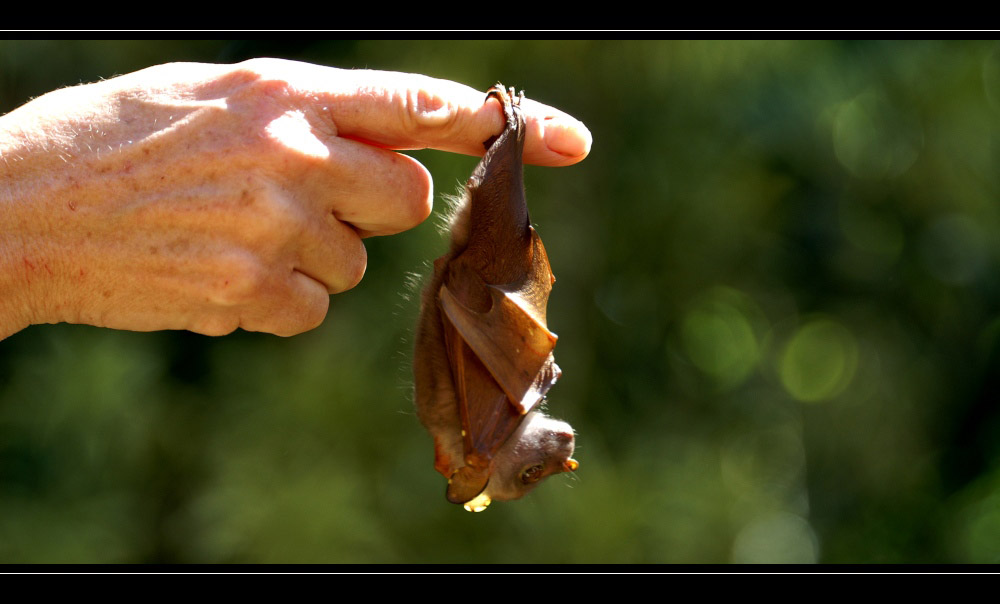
2, 39, 1000, 563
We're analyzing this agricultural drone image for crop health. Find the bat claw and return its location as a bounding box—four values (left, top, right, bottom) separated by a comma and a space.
483, 83, 521, 150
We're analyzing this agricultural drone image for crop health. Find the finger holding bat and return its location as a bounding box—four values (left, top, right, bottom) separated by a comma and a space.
1, 59, 593, 340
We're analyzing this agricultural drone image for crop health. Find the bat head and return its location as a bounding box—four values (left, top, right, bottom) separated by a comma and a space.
446, 411, 577, 511
480, 411, 577, 505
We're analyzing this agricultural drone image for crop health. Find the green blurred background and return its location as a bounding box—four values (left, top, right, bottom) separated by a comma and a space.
2, 39, 1000, 564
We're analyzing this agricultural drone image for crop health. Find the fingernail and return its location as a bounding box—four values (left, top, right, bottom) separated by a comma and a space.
543, 117, 592, 158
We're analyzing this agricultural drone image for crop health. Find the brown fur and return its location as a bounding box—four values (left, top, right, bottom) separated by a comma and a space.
412, 85, 576, 508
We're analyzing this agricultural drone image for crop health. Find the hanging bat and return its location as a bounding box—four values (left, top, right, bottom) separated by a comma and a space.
413, 84, 578, 512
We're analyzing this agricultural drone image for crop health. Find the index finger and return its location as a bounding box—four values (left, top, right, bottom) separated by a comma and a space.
244, 59, 593, 167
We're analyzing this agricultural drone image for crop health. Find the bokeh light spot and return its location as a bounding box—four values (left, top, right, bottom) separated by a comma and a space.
731, 512, 819, 564
680, 288, 763, 389
780, 318, 859, 403
832, 91, 922, 179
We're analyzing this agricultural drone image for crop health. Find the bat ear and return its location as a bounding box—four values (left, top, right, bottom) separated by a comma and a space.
446, 465, 490, 505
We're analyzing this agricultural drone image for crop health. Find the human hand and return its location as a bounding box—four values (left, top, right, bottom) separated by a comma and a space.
0, 58, 591, 340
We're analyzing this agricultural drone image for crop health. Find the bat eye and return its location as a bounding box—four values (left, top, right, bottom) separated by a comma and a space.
520, 464, 545, 484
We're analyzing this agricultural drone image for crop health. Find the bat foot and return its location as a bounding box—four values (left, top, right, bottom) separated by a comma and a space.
483, 83, 521, 150
484, 83, 508, 106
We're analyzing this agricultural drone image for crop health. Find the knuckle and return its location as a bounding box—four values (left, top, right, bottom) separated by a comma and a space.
239, 119, 299, 164
396, 159, 434, 229
366, 154, 432, 234
404, 86, 461, 136
192, 316, 239, 337
230, 59, 296, 100
222, 62, 302, 150
206, 252, 270, 306
339, 239, 368, 293
299, 292, 330, 334
303, 308, 327, 333
230, 180, 302, 248
268, 284, 330, 337
234, 57, 282, 76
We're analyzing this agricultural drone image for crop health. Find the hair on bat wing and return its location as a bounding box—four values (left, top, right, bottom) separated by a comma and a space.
400, 184, 471, 308
438, 184, 472, 249
437, 186, 468, 229
398, 270, 426, 303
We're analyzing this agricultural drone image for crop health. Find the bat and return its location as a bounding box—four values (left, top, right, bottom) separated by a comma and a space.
413, 84, 578, 512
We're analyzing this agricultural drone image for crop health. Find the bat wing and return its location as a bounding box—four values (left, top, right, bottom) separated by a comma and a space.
439, 228, 560, 416
440, 310, 522, 503
438, 228, 561, 504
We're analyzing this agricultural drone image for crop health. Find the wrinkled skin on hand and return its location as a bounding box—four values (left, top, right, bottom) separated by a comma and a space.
0, 59, 591, 340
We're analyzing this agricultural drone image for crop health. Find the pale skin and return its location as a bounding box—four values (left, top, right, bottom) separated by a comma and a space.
0, 58, 591, 341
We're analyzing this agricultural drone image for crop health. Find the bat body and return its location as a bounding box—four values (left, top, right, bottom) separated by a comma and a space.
413, 85, 577, 511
